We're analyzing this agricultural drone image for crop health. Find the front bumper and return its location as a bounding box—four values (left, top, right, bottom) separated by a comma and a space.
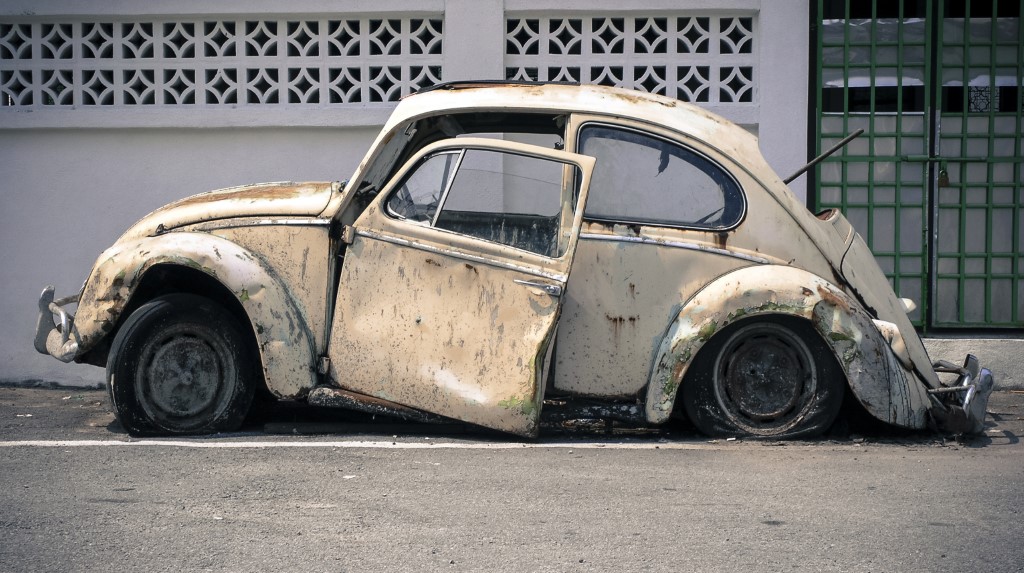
928, 354, 994, 435
34, 285, 81, 362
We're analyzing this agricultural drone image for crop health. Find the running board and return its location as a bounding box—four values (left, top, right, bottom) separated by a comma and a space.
306, 385, 446, 424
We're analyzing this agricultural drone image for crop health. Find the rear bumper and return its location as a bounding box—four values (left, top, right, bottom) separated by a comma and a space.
34, 285, 81, 363
928, 354, 994, 435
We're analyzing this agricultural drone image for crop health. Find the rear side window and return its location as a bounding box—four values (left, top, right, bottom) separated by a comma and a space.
577, 125, 744, 229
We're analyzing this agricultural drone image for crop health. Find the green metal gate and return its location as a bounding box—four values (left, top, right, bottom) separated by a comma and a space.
815, 0, 1023, 329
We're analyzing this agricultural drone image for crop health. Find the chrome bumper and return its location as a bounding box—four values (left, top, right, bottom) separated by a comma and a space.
34, 285, 81, 362
928, 354, 994, 435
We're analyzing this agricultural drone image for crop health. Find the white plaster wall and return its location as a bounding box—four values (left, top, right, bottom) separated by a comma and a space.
0, 127, 378, 385
758, 0, 811, 202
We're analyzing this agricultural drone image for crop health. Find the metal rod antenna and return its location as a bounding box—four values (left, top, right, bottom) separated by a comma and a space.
783, 128, 864, 184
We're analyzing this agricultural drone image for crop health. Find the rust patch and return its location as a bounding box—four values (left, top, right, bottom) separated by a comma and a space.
172, 184, 321, 207
605, 314, 639, 325
605, 314, 639, 341
307, 386, 444, 424
584, 220, 617, 235
609, 89, 677, 108
424, 258, 442, 267
464, 263, 478, 275
671, 357, 686, 381
816, 284, 852, 313
714, 232, 728, 250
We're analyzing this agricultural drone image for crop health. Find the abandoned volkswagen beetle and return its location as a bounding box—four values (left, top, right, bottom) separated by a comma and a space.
35, 82, 993, 438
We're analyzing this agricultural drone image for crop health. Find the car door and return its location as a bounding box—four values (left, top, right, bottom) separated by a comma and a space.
327, 137, 594, 437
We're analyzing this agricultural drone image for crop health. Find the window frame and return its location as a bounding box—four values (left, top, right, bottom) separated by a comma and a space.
384, 149, 464, 225
381, 143, 584, 259
574, 121, 747, 232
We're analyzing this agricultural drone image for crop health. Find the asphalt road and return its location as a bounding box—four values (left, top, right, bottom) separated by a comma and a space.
1, 386, 1023, 573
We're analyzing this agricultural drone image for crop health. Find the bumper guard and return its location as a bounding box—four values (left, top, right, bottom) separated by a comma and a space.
34, 285, 81, 362
928, 354, 994, 435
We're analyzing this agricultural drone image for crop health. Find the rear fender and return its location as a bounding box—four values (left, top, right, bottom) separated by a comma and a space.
73, 232, 317, 398
644, 265, 932, 429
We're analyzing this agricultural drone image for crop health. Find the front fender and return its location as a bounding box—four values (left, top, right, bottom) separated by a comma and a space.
644, 265, 932, 429
72, 232, 317, 398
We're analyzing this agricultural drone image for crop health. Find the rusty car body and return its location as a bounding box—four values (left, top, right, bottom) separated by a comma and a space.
36, 82, 993, 438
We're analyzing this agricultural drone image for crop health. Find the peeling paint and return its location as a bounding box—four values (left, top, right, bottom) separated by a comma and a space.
499, 395, 538, 417
697, 320, 718, 342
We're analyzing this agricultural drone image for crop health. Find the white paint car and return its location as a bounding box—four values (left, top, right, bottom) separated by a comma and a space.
36, 82, 993, 438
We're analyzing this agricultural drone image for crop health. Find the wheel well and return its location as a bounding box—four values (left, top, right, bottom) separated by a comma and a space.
79, 265, 268, 392
674, 313, 844, 419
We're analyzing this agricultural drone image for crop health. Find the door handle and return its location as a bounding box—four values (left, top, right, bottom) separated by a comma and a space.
514, 279, 562, 297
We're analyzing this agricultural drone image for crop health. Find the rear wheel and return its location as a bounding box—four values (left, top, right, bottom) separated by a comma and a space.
682, 317, 843, 438
107, 294, 255, 435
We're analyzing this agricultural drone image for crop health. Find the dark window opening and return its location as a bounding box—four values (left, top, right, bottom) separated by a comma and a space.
943, 86, 965, 112
822, 85, 925, 113
945, 0, 1017, 18
824, 0, 928, 20
999, 86, 1021, 112
944, 86, 1022, 113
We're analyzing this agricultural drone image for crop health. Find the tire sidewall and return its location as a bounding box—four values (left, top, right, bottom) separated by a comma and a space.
107, 294, 254, 436
682, 316, 843, 439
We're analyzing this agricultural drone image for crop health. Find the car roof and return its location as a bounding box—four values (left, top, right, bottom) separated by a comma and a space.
386, 82, 766, 171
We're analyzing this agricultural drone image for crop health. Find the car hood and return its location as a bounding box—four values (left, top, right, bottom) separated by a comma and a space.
118, 181, 338, 241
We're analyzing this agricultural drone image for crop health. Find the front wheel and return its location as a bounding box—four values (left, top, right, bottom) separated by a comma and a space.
682, 317, 843, 438
107, 294, 255, 436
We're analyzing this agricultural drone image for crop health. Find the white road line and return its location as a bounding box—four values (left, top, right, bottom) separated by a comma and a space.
0, 439, 719, 450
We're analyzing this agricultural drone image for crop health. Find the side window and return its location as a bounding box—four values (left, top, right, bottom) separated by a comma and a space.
387, 152, 459, 223
386, 148, 578, 257
577, 125, 744, 228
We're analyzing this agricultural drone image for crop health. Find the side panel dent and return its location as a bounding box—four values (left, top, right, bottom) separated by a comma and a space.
644, 266, 932, 429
